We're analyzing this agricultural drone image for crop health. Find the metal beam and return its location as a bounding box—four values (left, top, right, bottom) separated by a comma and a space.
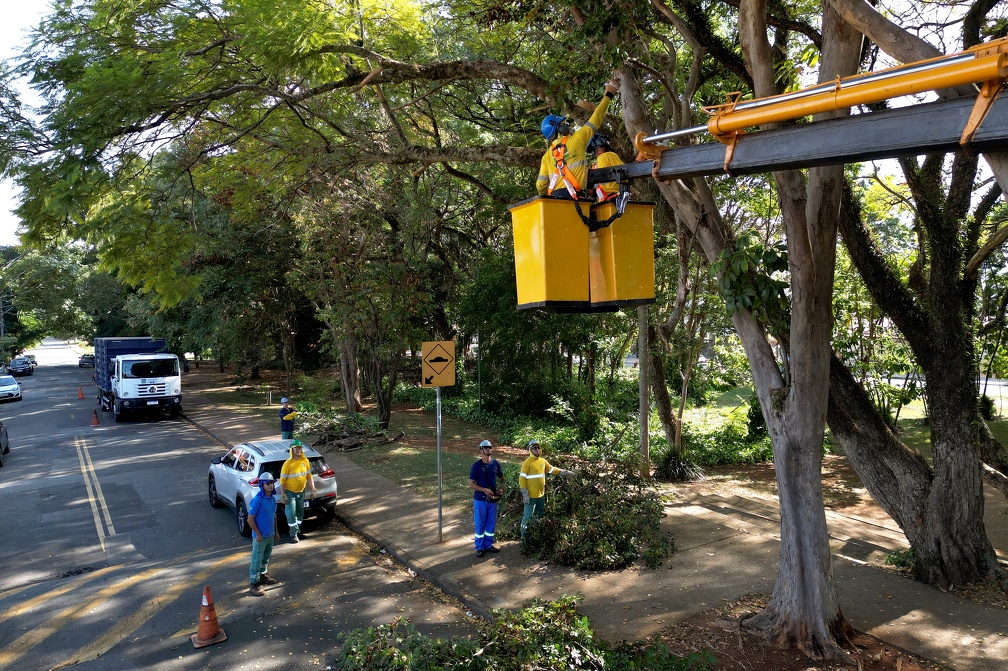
588, 95, 1008, 184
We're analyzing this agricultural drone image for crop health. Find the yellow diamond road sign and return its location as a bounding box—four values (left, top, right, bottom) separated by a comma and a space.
422, 341, 455, 387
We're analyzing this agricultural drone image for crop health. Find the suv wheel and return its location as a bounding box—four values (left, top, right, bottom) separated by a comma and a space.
236, 498, 251, 537
208, 476, 223, 508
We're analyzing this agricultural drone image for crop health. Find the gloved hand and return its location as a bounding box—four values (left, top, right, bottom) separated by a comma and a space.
605, 77, 620, 95
280, 495, 288, 505
521, 489, 531, 505
308, 490, 316, 500
560, 469, 575, 478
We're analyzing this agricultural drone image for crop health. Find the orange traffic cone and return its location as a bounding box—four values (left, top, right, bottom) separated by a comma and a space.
191, 585, 227, 648
77, 386, 85, 400
91, 409, 100, 426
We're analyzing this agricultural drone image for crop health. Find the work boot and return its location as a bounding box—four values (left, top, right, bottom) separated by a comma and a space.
475, 549, 485, 557
249, 582, 265, 596
259, 574, 278, 585
485, 546, 500, 553
290, 535, 300, 544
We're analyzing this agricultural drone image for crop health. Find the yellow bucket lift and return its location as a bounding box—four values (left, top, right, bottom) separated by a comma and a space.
589, 200, 655, 309
509, 196, 655, 311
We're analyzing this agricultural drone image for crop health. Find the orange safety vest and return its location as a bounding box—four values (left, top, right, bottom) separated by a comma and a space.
594, 183, 617, 202
547, 137, 581, 199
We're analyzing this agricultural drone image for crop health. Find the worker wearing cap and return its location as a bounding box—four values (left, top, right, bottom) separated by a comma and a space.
469, 439, 504, 557
536, 77, 621, 199
588, 132, 623, 201
519, 440, 573, 540
278, 439, 316, 543
247, 472, 280, 596
279, 397, 298, 439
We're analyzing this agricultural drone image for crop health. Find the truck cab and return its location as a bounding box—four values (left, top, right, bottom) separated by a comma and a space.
94, 338, 183, 422
112, 354, 181, 416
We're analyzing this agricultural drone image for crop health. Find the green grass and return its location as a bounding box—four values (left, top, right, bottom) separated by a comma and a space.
341, 444, 520, 514
197, 386, 279, 431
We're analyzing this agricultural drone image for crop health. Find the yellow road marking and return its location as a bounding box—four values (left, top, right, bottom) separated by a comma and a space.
0, 565, 119, 622
336, 542, 368, 569
73, 435, 115, 548
50, 550, 247, 670
0, 564, 168, 668
0, 546, 240, 669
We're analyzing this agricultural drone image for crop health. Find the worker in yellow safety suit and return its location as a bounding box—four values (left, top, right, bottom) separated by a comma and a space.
588, 132, 623, 201
519, 439, 573, 540
536, 77, 620, 199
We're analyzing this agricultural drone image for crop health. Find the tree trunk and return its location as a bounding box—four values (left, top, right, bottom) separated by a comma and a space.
648, 325, 678, 462
828, 150, 1006, 587
638, 305, 650, 472
338, 329, 363, 413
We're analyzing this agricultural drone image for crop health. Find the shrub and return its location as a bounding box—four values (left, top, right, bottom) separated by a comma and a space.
330, 596, 713, 671
681, 422, 773, 466
746, 393, 766, 438
331, 617, 478, 670
979, 394, 997, 420
508, 459, 675, 570
274, 373, 343, 414
885, 547, 915, 571
654, 447, 703, 481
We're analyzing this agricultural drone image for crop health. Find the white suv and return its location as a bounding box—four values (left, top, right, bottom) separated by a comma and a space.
207, 440, 338, 536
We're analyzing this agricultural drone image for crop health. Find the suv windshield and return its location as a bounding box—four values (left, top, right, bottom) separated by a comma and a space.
122, 359, 179, 378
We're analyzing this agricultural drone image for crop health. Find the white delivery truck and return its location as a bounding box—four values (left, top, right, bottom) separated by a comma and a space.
94, 337, 182, 422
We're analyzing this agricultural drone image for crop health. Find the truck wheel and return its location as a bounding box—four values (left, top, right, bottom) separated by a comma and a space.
168, 407, 180, 419
113, 400, 124, 423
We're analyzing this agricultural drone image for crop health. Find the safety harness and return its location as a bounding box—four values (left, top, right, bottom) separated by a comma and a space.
547, 137, 581, 199
549, 135, 629, 231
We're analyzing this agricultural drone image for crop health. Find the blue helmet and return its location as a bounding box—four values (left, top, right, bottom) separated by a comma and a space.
541, 114, 566, 140
588, 132, 611, 153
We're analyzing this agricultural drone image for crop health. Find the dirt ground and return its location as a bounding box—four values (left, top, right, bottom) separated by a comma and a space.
184, 366, 1003, 671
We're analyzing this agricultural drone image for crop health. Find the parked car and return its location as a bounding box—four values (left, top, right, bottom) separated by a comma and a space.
0, 375, 22, 402
8, 357, 32, 376
78, 353, 95, 368
0, 419, 9, 467
207, 440, 338, 536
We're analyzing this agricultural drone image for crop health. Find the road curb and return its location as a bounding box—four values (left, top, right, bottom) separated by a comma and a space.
332, 505, 496, 623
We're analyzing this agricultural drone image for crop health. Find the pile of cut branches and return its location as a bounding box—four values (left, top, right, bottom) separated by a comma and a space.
301, 412, 403, 452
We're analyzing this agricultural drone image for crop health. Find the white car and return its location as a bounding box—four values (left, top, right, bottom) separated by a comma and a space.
207, 440, 338, 536
0, 375, 22, 402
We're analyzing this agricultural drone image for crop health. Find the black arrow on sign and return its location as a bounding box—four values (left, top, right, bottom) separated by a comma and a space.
425, 374, 434, 384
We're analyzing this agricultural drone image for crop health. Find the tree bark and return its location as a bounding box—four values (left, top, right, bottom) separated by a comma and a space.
338, 329, 363, 413
618, 0, 860, 655
830, 155, 1006, 587
736, 0, 860, 657
648, 325, 679, 464
638, 305, 650, 473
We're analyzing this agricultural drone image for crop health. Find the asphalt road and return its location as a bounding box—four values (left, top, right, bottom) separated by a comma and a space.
0, 338, 477, 671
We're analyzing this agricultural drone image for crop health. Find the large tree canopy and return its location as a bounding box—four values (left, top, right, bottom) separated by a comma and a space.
2, 0, 1007, 662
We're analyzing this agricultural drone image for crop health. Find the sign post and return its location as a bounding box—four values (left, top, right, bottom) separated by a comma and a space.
422, 341, 455, 542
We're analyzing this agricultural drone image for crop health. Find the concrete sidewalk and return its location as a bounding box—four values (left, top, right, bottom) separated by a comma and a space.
182, 393, 1008, 671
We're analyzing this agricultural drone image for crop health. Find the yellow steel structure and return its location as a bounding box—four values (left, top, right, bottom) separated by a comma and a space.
702, 37, 1008, 142
510, 196, 591, 310
588, 201, 655, 308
